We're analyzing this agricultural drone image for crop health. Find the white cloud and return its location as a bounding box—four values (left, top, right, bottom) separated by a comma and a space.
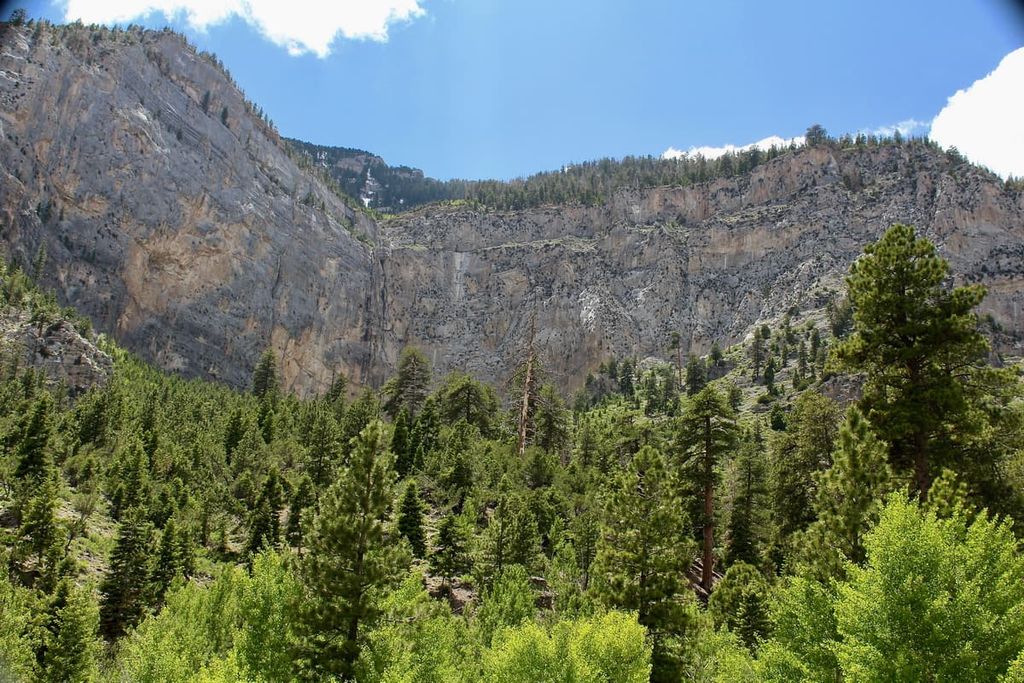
930, 47, 1024, 179
61, 0, 427, 57
868, 118, 929, 138
662, 134, 804, 161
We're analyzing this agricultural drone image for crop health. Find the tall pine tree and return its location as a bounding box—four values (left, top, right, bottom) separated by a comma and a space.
594, 444, 695, 682
293, 420, 409, 681
835, 223, 989, 500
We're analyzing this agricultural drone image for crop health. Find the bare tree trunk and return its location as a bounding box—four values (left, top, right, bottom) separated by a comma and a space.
517, 317, 536, 458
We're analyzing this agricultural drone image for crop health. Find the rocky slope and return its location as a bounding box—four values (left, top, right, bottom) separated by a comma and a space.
1, 22, 1022, 395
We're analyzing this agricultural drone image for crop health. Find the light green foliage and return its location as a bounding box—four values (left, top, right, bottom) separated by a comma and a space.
759, 577, 841, 682
116, 568, 245, 683
357, 573, 473, 683
234, 551, 301, 682
41, 580, 101, 683
834, 496, 1024, 682
475, 564, 536, 645
0, 571, 44, 681
481, 611, 651, 683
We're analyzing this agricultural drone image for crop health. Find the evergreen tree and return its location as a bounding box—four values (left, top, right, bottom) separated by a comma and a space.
478, 488, 542, 583
100, 507, 154, 640
768, 392, 841, 564
798, 408, 893, 582
383, 347, 432, 419
340, 388, 380, 456
391, 407, 413, 477
14, 469, 62, 585
751, 328, 765, 380
301, 400, 341, 489
707, 562, 770, 649
725, 427, 767, 567
251, 348, 280, 402
436, 372, 499, 436
685, 355, 707, 396
152, 517, 192, 600
678, 385, 738, 593
42, 579, 100, 683
13, 394, 54, 511
595, 444, 694, 682
534, 384, 570, 454
293, 420, 409, 681
397, 481, 426, 558
285, 475, 315, 551
835, 223, 989, 499
764, 356, 777, 393
432, 513, 471, 586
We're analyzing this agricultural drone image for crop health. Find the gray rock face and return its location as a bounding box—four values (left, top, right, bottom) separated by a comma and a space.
1, 23, 1023, 395
1, 311, 112, 395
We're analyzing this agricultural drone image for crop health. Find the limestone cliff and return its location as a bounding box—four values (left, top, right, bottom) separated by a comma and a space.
1, 22, 1022, 395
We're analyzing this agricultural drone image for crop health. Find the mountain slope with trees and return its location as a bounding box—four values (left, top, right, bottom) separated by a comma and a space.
2, 221, 1024, 681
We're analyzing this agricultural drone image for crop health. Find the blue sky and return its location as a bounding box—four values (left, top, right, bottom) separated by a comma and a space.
13, 0, 1024, 180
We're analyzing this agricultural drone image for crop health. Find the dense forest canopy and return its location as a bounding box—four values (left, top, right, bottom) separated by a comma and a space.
2, 224, 1024, 682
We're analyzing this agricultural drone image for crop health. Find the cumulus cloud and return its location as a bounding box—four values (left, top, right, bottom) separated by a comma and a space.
930, 47, 1024, 179
868, 118, 929, 138
662, 134, 804, 161
61, 0, 426, 57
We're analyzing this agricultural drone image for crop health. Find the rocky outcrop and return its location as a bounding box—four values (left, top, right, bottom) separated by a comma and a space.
1, 311, 112, 395
1, 22, 1023, 395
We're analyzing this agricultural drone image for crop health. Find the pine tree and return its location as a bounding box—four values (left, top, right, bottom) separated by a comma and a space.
293, 420, 409, 681
725, 427, 767, 567
383, 347, 432, 419
685, 355, 707, 395
392, 407, 413, 478
835, 223, 989, 499
285, 475, 315, 551
13, 394, 54, 512
432, 514, 471, 585
594, 444, 694, 682
340, 388, 380, 456
751, 328, 765, 379
301, 400, 341, 489
764, 356, 777, 393
42, 579, 100, 683
478, 488, 542, 583
767, 392, 841, 565
100, 507, 154, 640
707, 562, 770, 649
251, 348, 280, 401
152, 518, 187, 599
397, 481, 426, 558
534, 384, 570, 454
14, 469, 62, 585
678, 384, 738, 593
798, 408, 892, 582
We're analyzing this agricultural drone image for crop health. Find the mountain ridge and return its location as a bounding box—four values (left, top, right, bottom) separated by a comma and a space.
1, 20, 1022, 395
